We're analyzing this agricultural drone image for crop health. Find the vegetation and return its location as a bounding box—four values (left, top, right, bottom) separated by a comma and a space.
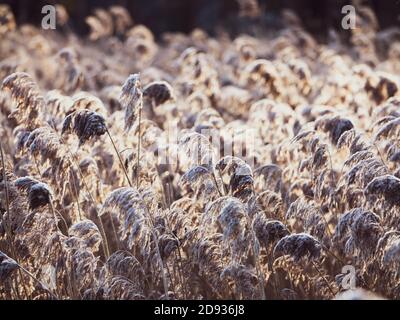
0, 3, 399, 300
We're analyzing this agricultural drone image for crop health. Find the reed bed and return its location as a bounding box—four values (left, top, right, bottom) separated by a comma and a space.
0, 3, 399, 300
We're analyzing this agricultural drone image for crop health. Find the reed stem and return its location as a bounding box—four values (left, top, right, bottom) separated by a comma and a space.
106, 128, 133, 188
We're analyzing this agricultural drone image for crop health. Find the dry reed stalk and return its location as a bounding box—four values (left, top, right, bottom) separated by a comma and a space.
105, 127, 133, 187
137, 202, 170, 299
1, 251, 58, 299
136, 108, 142, 188
67, 151, 111, 258
69, 169, 83, 221
310, 260, 335, 297
101, 187, 170, 298
119, 73, 143, 188
0, 142, 27, 298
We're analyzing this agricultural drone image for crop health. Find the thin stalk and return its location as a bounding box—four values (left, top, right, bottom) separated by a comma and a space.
49, 202, 62, 233
9, 279, 18, 299
33, 155, 42, 177
34, 156, 68, 232
318, 207, 333, 238
136, 107, 142, 188
98, 176, 120, 251
12, 278, 21, 300
325, 147, 340, 221
0, 142, 30, 299
71, 154, 110, 258
67, 152, 111, 258
0, 142, 11, 247
33, 152, 68, 232
0, 142, 11, 239
68, 169, 82, 221
105, 127, 133, 187
109, 213, 120, 251
251, 235, 266, 300
142, 203, 169, 299
48, 202, 73, 297
217, 167, 227, 195
311, 260, 336, 297
54, 208, 69, 235
162, 207, 188, 299
245, 206, 265, 300
165, 182, 171, 209
157, 172, 169, 209
211, 171, 223, 197
57, 139, 82, 221
266, 248, 279, 299
175, 248, 188, 299
373, 142, 388, 168
153, 234, 169, 298
96, 215, 110, 258
9, 254, 58, 299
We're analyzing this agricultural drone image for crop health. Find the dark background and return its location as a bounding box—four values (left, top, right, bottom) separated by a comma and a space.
2, 0, 400, 37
